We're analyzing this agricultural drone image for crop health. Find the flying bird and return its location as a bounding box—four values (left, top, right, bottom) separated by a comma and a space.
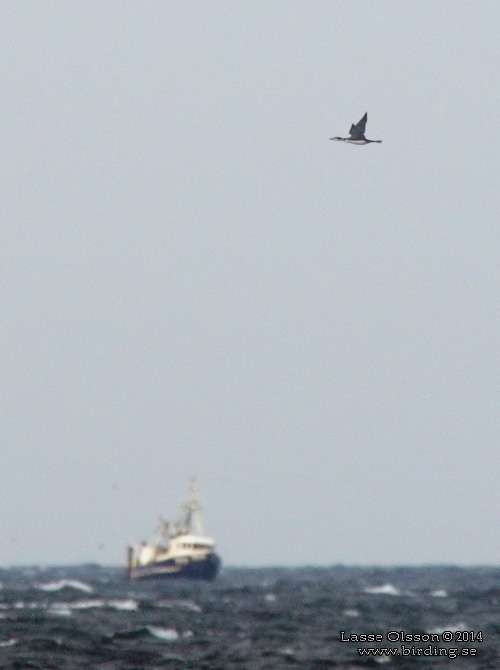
330, 113, 381, 145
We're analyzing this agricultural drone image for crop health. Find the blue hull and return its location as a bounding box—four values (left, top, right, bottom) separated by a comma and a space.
129, 552, 221, 581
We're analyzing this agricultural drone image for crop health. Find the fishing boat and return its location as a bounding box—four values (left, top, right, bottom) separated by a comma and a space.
127, 480, 221, 581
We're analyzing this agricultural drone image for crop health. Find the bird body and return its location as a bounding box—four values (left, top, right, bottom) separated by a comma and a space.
330, 113, 381, 144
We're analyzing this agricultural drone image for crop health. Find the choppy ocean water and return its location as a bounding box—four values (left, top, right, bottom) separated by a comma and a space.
0, 564, 499, 668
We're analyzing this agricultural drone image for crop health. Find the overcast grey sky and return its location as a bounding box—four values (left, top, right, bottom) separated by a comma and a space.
1, 1, 500, 567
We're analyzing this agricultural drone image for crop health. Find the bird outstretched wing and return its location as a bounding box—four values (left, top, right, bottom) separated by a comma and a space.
349, 113, 367, 139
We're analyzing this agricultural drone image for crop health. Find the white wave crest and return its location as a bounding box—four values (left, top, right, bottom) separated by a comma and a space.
156, 599, 201, 613
48, 607, 73, 617
427, 622, 468, 634
147, 626, 179, 642
107, 599, 138, 611
54, 599, 104, 610
363, 583, 401, 596
343, 608, 360, 617
36, 579, 94, 594
0, 639, 17, 648
430, 589, 448, 598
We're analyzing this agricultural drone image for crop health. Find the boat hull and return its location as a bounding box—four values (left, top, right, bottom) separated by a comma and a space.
128, 552, 221, 581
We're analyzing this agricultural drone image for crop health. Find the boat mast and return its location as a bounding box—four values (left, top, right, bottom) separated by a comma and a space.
176, 478, 205, 536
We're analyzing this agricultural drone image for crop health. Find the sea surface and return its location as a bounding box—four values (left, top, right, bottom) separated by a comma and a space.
0, 564, 499, 668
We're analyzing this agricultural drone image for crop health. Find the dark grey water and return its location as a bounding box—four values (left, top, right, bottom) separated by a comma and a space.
0, 564, 499, 668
